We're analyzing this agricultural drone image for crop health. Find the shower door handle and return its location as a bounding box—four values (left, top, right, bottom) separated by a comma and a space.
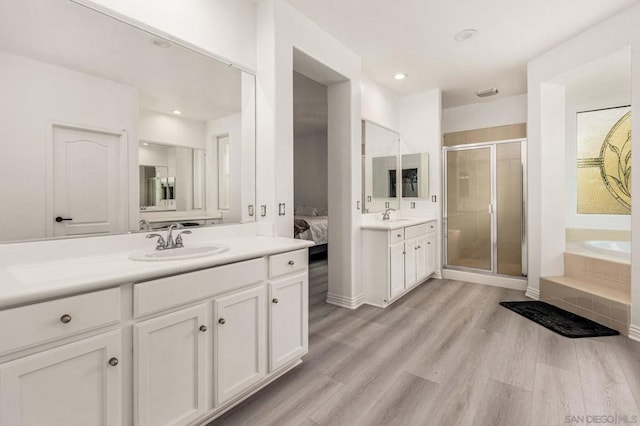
487, 204, 494, 214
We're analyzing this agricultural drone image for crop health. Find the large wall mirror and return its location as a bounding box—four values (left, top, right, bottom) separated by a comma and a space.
362, 120, 400, 213
0, 0, 256, 243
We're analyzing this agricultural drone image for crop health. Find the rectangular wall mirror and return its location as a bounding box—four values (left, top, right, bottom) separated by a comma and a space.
0, 0, 256, 243
400, 153, 429, 198
362, 120, 400, 213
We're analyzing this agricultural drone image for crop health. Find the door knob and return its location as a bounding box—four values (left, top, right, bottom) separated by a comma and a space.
55, 216, 73, 222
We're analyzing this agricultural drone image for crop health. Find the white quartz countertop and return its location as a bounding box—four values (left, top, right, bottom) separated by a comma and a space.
0, 236, 313, 309
361, 217, 435, 230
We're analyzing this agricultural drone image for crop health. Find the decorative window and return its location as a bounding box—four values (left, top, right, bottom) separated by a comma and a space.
576, 106, 631, 214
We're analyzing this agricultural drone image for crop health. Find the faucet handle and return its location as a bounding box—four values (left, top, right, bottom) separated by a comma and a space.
175, 230, 192, 247
146, 233, 166, 250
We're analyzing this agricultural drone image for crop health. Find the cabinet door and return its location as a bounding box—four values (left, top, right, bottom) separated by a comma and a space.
135, 304, 208, 426
404, 238, 418, 288
0, 331, 121, 426
415, 235, 428, 282
426, 232, 436, 277
269, 273, 308, 372
215, 285, 266, 405
389, 241, 405, 299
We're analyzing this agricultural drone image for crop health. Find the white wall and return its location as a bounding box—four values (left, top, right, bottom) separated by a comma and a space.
398, 89, 442, 209
527, 2, 640, 339
257, 0, 363, 308
77, 0, 257, 71
361, 75, 400, 131
139, 109, 206, 149
442, 94, 527, 133
0, 50, 138, 242
294, 132, 328, 211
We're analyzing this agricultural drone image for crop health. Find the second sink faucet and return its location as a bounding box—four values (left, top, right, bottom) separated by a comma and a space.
381, 208, 396, 220
146, 223, 192, 250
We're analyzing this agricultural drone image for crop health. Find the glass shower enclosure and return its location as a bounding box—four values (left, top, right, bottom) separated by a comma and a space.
443, 140, 527, 277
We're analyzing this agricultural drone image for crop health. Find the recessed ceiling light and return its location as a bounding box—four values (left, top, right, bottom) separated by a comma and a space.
394, 73, 407, 80
454, 29, 478, 42
172, 109, 182, 115
152, 38, 172, 48
476, 88, 499, 98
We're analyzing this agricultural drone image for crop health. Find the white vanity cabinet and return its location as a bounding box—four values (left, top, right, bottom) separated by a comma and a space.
134, 304, 209, 426
268, 249, 309, 372
0, 288, 122, 426
214, 285, 267, 405
362, 220, 437, 307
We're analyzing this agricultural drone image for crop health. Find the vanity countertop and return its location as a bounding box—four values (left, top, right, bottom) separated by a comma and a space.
361, 217, 436, 231
0, 236, 313, 309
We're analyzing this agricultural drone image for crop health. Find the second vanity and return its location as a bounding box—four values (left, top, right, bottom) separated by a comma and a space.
361, 217, 437, 307
0, 231, 312, 426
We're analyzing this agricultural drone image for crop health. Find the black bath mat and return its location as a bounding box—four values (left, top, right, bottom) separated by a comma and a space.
500, 301, 620, 338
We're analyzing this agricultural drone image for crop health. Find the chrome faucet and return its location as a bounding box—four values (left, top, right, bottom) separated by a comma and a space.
381, 208, 396, 220
138, 219, 151, 231
146, 223, 192, 250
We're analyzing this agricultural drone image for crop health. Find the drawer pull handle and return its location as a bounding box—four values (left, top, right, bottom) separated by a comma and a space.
272, 298, 279, 304
60, 314, 72, 324
288, 260, 295, 266
218, 318, 226, 325
199, 325, 208, 332
108, 357, 119, 367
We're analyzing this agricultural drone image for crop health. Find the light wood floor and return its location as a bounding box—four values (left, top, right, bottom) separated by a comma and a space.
211, 259, 640, 426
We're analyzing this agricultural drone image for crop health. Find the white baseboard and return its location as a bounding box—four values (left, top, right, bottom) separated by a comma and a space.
629, 325, 640, 343
441, 269, 527, 291
433, 270, 443, 279
326, 292, 365, 309
525, 286, 540, 300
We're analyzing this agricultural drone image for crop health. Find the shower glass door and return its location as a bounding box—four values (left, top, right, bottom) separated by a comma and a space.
444, 140, 525, 277
445, 147, 492, 271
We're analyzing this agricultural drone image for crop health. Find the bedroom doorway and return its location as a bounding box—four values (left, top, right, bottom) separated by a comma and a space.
292, 71, 328, 260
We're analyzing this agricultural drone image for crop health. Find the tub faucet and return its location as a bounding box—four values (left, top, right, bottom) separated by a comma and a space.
381, 208, 396, 220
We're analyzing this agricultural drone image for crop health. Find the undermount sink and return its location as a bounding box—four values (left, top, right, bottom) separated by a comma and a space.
380, 218, 411, 223
129, 244, 229, 261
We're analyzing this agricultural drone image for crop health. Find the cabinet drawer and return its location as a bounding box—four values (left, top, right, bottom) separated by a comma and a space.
390, 229, 405, 244
0, 287, 120, 355
405, 223, 428, 239
269, 249, 308, 279
134, 258, 266, 318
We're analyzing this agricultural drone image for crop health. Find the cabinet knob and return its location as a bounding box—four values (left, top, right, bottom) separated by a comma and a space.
60, 314, 72, 324
218, 318, 226, 325
416, 246, 421, 249
108, 357, 119, 367
272, 298, 279, 304
427, 242, 431, 245
397, 234, 402, 237
402, 251, 406, 255
288, 260, 295, 266
199, 325, 208, 332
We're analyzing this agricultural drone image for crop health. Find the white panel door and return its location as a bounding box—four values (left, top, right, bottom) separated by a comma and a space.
404, 238, 417, 289
269, 273, 308, 372
389, 241, 405, 299
215, 285, 266, 405
52, 126, 124, 237
415, 235, 428, 282
135, 304, 208, 426
0, 331, 121, 426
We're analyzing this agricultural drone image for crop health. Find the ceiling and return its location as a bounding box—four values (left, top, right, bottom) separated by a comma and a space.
0, 0, 242, 122
284, 0, 638, 108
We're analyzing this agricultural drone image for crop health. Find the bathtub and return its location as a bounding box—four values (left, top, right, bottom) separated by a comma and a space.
583, 240, 631, 259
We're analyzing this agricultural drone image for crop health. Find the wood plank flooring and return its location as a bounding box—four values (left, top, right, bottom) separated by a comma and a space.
210, 259, 640, 426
